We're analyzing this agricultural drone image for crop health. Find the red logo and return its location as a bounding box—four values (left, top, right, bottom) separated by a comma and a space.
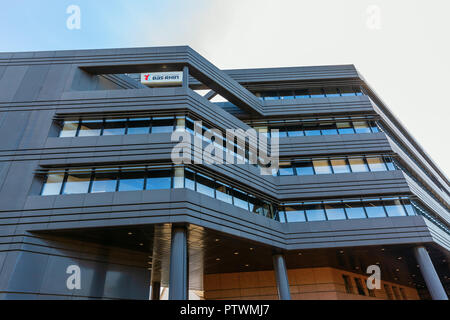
144, 74, 150, 81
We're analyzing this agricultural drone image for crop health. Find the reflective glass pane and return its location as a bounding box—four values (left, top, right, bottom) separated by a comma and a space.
41, 173, 64, 195
146, 169, 171, 190
215, 182, 233, 204
362, 199, 387, 218
103, 118, 126, 136
195, 173, 215, 197
184, 169, 195, 190
127, 118, 150, 135
383, 156, 396, 171
336, 122, 355, 134
383, 198, 406, 216
344, 200, 367, 219
331, 159, 351, 174
294, 89, 310, 98
324, 87, 340, 97
324, 202, 346, 220
286, 125, 303, 137
91, 170, 118, 193
284, 205, 306, 222
348, 158, 369, 172
62, 170, 91, 194
263, 91, 279, 100
248, 196, 270, 217
279, 90, 295, 100
319, 122, 338, 135
366, 157, 387, 172
78, 120, 102, 137
304, 203, 326, 221
295, 161, 314, 175
339, 86, 357, 97
278, 162, 294, 176
369, 121, 379, 133
402, 199, 416, 216
232, 189, 249, 210
313, 160, 332, 174
309, 88, 325, 98
118, 168, 145, 191
303, 123, 321, 136
59, 121, 79, 137
353, 121, 371, 133
151, 117, 174, 133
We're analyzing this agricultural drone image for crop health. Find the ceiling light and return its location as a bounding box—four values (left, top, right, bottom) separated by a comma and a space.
298, 252, 302, 256
216, 258, 221, 261
339, 250, 344, 254
249, 247, 254, 251
139, 243, 144, 246
245, 264, 249, 267
233, 251, 239, 255
397, 257, 402, 260
215, 239, 220, 242
128, 232, 133, 235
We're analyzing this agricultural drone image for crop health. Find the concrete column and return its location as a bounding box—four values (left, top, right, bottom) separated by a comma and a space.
414, 246, 448, 300
151, 281, 161, 300
273, 253, 291, 300
169, 226, 188, 300
182, 66, 189, 88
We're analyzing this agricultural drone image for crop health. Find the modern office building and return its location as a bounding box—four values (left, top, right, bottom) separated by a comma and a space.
0, 46, 448, 300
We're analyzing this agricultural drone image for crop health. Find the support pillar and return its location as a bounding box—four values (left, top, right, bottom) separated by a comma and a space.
414, 246, 448, 300
273, 253, 291, 300
151, 281, 161, 300
169, 225, 188, 300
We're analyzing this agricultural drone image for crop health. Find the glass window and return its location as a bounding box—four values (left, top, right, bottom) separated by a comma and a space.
383, 198, 406, 217
354, 278, 366, 296
278, 162, 294, 176
59, 120, 79, 137
304, 202, 326, 221
279, 90, 295, 100
339, 86, 357, 97
248, 196, 271, 217
184, 168, 195, 190
151, 117, 174, 133
313, 159, 332, 175
303, 123, 321, 136
263, 91, 279, 100
127, 117, 150, 135
118, 168, 145, 191
336, 121, 355, 134
354, 86, 364, 96
362, 199, 387, 218
103, 118, 126, 136
319, 122, 338, 135
146, 169, 171, 190
369, 121, 379, 133
41, 173, 64, 195
185, 117, 195, 135
366, 157, 387, 172
348, 158, 369, 172
78, 120, 102, 137
284, 205, 306, 222
324, 201, 347, 220
401, 199, 416, 216
232, 189, 249, 210
215, 182, 233, 204
271, 126, 287, 138
195, 173, 215, 198
294, 89, 310, 98
309, 88, 325, 98
324, 87, 340, 97
331, 159, 351, 174
91, 169, 118, 193
295, 161, 314, 175
286, 125, 303, 137
344, 200, 367, 219
383, 156, 396, 171
62, 170, 91, 194
353, 121, 371, 133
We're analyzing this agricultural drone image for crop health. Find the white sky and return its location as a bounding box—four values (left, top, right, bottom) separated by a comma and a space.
134, 0, 450, 178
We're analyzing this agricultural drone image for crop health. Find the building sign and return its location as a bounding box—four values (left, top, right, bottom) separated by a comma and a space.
140, 71, 183, 86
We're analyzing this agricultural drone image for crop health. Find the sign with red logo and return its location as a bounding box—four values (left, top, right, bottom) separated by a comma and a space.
141, 72, 183, 87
